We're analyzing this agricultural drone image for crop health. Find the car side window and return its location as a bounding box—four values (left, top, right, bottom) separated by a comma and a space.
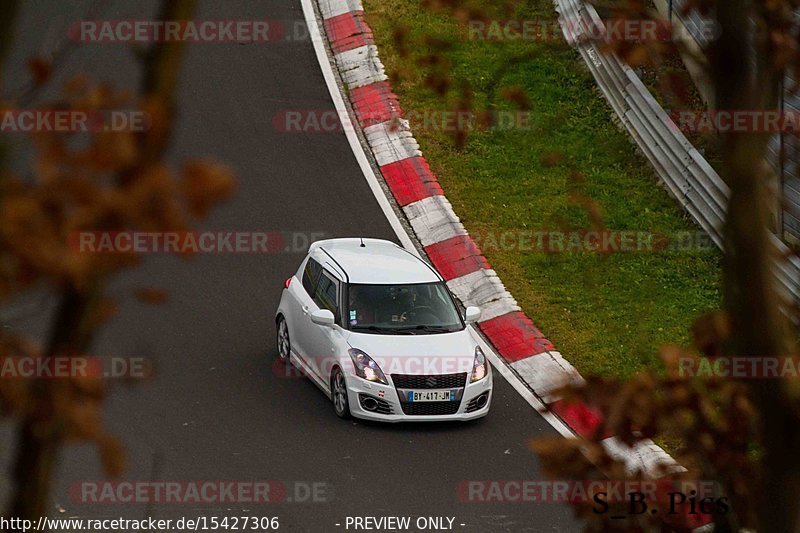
314, 270, 340, 318
302, 258, 322, 296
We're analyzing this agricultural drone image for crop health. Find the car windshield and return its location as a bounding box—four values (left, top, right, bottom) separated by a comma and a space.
347, 282, 464, 334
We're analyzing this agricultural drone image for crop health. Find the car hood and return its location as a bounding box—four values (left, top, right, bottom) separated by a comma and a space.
343, 328, 477, 376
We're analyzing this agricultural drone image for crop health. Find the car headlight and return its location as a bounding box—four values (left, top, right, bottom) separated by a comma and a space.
348, 349, 388, 385
470, 346, 488, 382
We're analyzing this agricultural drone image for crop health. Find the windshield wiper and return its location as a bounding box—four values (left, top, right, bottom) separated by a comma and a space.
350, 325, 415, 335
393, 325, 460, 334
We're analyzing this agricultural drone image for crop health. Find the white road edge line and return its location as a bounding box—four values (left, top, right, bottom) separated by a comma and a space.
472, 334, 577, 439
300, 0, 577, 440
299, 0, 417, 257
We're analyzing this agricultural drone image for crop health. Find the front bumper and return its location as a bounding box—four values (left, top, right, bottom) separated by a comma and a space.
345, 368, 492, 422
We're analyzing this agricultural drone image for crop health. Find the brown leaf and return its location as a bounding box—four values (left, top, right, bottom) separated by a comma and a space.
181, 160, 237, 218
28, 57, 53, 86
692, 311, 731, 357
500, 86, 531, 111
135, 287, 169, 305
97, 433, 126, 478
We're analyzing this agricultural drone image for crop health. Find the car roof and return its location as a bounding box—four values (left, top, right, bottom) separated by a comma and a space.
309, 238, 442, 284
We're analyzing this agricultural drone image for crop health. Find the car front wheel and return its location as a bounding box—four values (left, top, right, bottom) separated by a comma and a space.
276, 316, 290, 363
331, 367, 351, 419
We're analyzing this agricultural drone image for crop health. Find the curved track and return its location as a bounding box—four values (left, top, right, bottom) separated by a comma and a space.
0, 1, 579, 530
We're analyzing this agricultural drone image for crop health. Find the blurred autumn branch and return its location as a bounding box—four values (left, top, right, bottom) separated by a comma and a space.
534, 0, 800, 530
404, 0, 800, 530
0, 0, 236, 523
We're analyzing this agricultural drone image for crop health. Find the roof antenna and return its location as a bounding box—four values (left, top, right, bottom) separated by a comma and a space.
359, 237, 366, 248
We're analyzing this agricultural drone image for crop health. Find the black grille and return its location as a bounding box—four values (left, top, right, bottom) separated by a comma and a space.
466, 392, 490, 413
358, 394, 393, 415
400, 401, 460, 416
391, 373, 467, 389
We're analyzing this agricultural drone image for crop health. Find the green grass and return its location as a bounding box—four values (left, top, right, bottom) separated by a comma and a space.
364, 0, 721, 379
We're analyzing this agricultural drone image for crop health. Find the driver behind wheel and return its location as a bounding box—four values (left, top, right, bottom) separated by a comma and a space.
348, 286, 375, 326
395, 288, 416, 323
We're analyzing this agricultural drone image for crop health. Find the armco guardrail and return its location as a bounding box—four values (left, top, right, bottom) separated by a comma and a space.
668, 0, 800, 244
554, 0, 800, 309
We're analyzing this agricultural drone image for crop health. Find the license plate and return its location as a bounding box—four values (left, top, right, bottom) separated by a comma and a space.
408, 390, 454, 402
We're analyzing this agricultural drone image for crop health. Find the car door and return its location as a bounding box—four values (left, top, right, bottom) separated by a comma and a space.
287, 256, 322, 363
305, 268, 343, 384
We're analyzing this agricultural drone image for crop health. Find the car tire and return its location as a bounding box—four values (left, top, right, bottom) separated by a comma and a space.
276, 316, 291, 364
331, 367, 351, 419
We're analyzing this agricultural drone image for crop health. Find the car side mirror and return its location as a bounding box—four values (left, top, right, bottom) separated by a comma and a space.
464, 306, 481, 323
311, 309, 336, 326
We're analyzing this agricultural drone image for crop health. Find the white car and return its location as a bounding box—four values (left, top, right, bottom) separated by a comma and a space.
275, 238, 492, 422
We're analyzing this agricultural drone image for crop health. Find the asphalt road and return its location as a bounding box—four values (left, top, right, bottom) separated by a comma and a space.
1, 1, 579, 531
